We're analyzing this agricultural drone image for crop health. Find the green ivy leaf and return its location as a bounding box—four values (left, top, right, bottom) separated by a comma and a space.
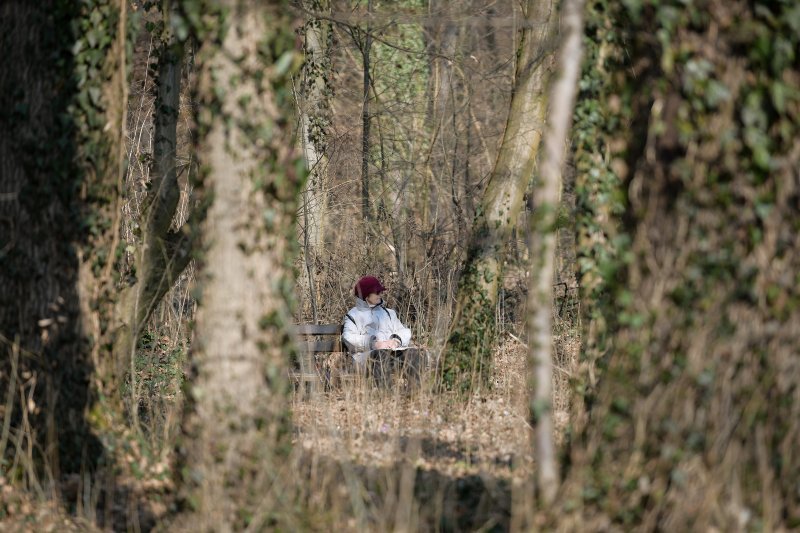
705, 80, 731, 108
274, 51, 294, 76
770, 81, 787, 113
785, 4, 800, 34
171, 11, 190, 42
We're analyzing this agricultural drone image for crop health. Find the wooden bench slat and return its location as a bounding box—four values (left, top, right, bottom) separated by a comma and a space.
291, 323, 351, 393
291, 373, 321, 381
295, 324, 342, 335
303, 339, 341, 353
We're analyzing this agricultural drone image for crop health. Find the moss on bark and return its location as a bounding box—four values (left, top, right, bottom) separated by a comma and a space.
0, 0, 128, 475
441, 0, 560, 392
560, 0, 800, 528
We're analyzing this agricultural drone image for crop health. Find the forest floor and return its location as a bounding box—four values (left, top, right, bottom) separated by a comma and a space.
293, 336, 572, 479
291, 334, 576, 529
0, 333, 577, 531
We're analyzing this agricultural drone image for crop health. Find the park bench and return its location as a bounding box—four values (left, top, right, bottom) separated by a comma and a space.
290, 323, 351, 393
290, 322, 425, 394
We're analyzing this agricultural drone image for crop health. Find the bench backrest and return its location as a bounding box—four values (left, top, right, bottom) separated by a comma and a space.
296, 323, 343, 353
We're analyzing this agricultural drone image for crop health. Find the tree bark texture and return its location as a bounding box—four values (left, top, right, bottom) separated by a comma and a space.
528, 0, 585, 508
298, 0, 332, 322
560, 0, 800, 529
114, 9, 190, 386
0, 0, 127, 476
300, 0, 331, 250
441, 0, 560, 391
360, 0, 373, 223
179, 0, 302, 527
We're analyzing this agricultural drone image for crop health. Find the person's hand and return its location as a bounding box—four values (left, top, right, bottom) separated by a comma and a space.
374, 339, 401, 349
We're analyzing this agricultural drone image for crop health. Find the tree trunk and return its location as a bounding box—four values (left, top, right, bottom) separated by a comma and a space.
426, 0, 470, 253
0, 0, 127, 476
428, 0, 459, 130
571, 4, 623, 436
561, 0, 800, 528
527, 0, 585, 509
360, 0, 373, 223
178, 0, 302, 527
440, 0, 559, 391
300, 0, 331, 250
366, 68, 410, 283
114, 5, 191, 391
298, 0, 332, 323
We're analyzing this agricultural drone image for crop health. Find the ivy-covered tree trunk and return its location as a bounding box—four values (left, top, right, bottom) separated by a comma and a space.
560, 0, 800, 529
0, 0, 127, 475
299, 0, 331, 250
178, 0, 303, 527
441, 0, 559, 391
570, 0, 625, 436
298, 0, 332, 322
113, 3, 191, 387
359, 0, 374, 224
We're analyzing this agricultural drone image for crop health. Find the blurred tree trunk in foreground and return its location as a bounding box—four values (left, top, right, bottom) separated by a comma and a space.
0, 0, 127, 477
560, 0, 800, 529
441, 0, 559, 391
178, 0, 303, 527
527, 0, 585, 508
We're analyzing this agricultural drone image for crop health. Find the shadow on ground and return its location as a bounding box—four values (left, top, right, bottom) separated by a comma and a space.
297, 439, 514, 532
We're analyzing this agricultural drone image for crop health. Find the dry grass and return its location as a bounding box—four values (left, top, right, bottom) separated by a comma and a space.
294, 338, 536, 479
292, 336, 577, 479
0, 283, 579, 531
0, 478, 98, 532
288, 324, 578, 529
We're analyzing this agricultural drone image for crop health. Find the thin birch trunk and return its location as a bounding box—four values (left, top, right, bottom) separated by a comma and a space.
528, 0, 585, 507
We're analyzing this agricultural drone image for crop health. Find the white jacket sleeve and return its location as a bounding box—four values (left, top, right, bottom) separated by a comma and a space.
342, 314, 372, 352
388, 310, 412, 347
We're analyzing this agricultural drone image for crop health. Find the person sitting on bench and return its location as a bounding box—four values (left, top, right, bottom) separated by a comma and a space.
342, 275, 412, 370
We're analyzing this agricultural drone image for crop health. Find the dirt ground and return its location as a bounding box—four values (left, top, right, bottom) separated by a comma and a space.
0, 335, 576, 531
292, 336, 573, 483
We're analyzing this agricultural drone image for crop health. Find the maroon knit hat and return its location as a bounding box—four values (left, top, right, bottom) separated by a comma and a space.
354, 276, 386, 298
